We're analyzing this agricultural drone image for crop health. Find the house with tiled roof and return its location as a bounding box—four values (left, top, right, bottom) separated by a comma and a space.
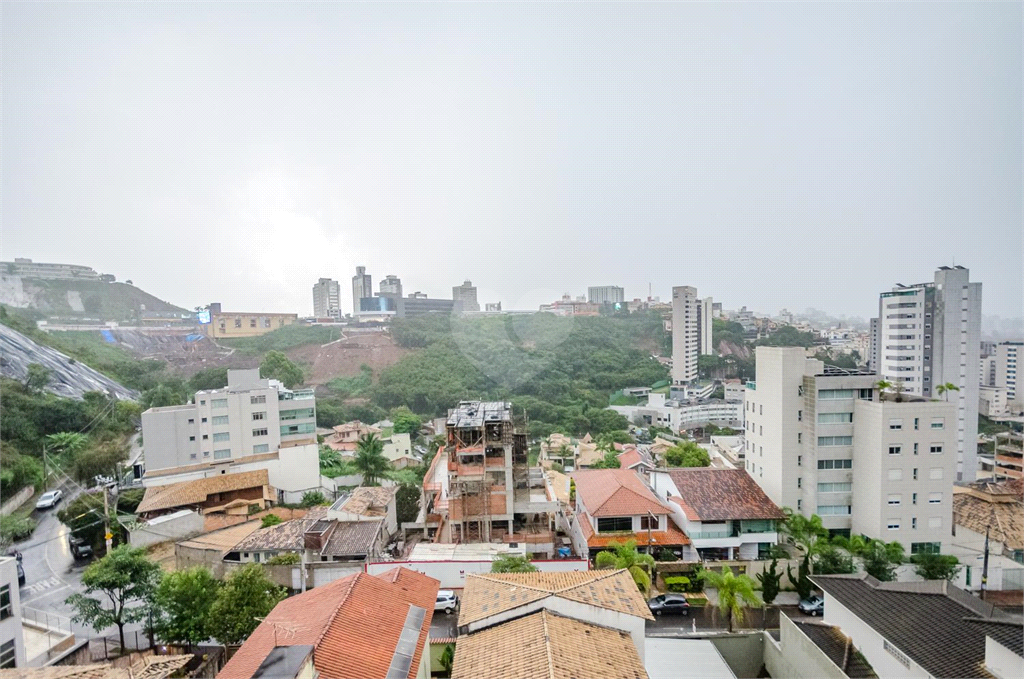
226, 505, 387, 565
649, 468, 783, 561
617, 448, 656, 475
322, 420, 381, 453
953, 479, 1024, 565
804, 573, 1024, 679
568, 469, 690, 561
454, 569, 653, 675
136, 469, 275, 519
327, 485, 399, 537
218, 567, 439, 679
767, 614, 877, 679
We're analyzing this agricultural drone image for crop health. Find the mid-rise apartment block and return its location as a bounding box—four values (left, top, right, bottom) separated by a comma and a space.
351, 266, 372, 316
671, 286, 699, 384
697, 296, 714, 355
992, 431, 1023, 480
587, 286, 625, 305
745, 347, 955, 551
141, 369, 320, 499
452, 280, 480, 312
311, 277, 341, 320
869, 265, 982, 480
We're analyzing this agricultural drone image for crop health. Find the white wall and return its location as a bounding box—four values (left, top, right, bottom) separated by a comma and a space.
984, 635, 1024, 679
364, 559, 589, 590
0, 558, 27, 669
129, 510, 204, 547
823, 593, 932, 678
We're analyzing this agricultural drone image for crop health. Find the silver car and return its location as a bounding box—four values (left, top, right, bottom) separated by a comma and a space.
35, 490, 63, 510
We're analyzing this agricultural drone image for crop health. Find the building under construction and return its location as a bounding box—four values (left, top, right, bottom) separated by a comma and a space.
414, 401, 561, 557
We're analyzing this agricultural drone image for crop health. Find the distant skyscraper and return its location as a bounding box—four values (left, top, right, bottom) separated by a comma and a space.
312, 278, 341, 320
380, 275, 403, 296
672, 286, 699, 384
351, 266, 372, 316
452, 280, 480, 312
871, 265, 982, 480
587, 286, 625, 305
696, 297, 714, 355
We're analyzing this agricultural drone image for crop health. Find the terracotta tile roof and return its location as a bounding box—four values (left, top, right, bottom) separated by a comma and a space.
137, 469, 272, 514
953, 483, 1024, 551
458, 569, 654, 626
663, 468, 785, 521
0, 656, 192, 679
451, 610, 648, 679
617, 449, 654, 470
320, 519, 383, 557
176, 520, 263, 554
576, 442, 603, 467
336, 486, 396, 517
230, 506, 328, 552
570, 469, 670, 517
577, 512, 691, 549
218, 568, 439, 679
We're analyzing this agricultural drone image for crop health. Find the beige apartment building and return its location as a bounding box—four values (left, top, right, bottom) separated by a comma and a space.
203, 302, 298, 338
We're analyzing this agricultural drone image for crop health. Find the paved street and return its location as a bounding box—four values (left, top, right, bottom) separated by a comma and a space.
645, 604, 813, 635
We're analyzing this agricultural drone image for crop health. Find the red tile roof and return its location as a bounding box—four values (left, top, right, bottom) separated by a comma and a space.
664, 468, 785, 521
217, 568, 439, 679
571, 469, 670, 517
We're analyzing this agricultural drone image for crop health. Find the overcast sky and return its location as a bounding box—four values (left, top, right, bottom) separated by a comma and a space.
2, 1, 1021, 320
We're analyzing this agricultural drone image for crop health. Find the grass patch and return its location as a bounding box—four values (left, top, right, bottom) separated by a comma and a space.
0, 510, 38, 544
326, 365, 373, 397
220, 325, 346, 353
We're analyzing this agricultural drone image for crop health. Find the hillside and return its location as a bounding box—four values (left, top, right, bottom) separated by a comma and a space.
0, 275, 187, 322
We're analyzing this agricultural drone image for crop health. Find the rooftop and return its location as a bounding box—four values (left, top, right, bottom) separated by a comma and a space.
231, 506, 328, 552
446, 401, 512, 428
661, 468, 786, 522
811, 574, 1023, 679
330, 485, 397, 516
953, 481, 1023, 551
136, 469, 272, 514
176, 520, 263, 554
788, 618, 877, 678
320, 519, 384, 558
0, 655, 192, 679
451, 610, 648, 679
571, 468, 671, 518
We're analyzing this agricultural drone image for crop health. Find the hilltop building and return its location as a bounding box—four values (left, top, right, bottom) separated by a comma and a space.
452, 280, 480, 312
0, 257, 100, 280
201, 302, 298, 339
311, 277, 341, 320
351, 266, 372, 316
587, 286, 625, 305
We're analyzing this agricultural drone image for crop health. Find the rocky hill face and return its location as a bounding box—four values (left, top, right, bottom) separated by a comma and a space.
0, 323, 137, 400
0, 275, 187, 322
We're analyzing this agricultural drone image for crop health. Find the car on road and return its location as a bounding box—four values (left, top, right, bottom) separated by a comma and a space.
16, 562, 26, 587
648, 593, 691, 616
69, 536, 93, 560
435, 590, 459, 614
35, 490, 64, 510
799, 595, 824, 616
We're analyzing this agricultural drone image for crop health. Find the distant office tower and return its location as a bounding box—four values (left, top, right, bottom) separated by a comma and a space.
312, 278, 341, 320
671, 286, 699, 384
380, 275, 403, 296
587, 286, 625, 305
351, 266, 372, 316
696, 297, 714, 355
452, 280, 480, 312
871, 266, 982, 480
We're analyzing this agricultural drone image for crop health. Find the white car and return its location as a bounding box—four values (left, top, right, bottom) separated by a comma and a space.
435, 590, 459, 614
35, 490, 63, 510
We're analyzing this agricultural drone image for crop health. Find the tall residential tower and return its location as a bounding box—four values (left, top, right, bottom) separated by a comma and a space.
671, 286, 699, 384
351, 266, 372, 316
312, 277, 341, 320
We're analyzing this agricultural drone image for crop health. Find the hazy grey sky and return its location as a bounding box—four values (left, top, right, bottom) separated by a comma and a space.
2, 1, 1021, 319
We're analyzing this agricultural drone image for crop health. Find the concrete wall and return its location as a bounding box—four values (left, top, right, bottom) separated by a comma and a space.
764, 615, 848, 679
0, 558, 28, 668
0, 486, 34, 517
985, 635, 1023, 679
708, 633, 766, 678
129, 510, 204, 548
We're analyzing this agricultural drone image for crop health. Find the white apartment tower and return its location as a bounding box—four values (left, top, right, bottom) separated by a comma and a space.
452, 280, 481, 312
745, 347, 955, 551
870, 266, 982, 480
351, 266, 372, 316
312, 277, 341, 320
671, 286, 699, 384
697, 296, 714, 355
994, 341, 1021, 401
587, 286, 625, 305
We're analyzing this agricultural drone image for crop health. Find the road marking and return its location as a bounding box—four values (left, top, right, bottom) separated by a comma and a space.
20, 584, 70, 605
22, 575, 63, 595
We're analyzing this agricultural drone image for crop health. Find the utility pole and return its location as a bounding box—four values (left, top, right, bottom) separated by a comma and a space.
103, 487, 113, 553
42, 445, 48, 492
981, 525, 990, 601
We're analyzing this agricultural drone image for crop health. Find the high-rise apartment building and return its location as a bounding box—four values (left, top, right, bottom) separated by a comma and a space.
993, 341, 1021, 401
671, 286, 699, 384
452, 280, 480, 312
870, 266, 982, 480
379, 275, 403, 296
351, 266, 372, 316
696, 296, 714, 355
587, 286, 625, 305
312, 277, 341, 320
745, 347, 955, 551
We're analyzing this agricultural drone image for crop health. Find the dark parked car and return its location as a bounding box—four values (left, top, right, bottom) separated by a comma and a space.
69, 537, 93, 560
799, 595, 824, 616
648, 593, 691, 616
16, 562, 26, 586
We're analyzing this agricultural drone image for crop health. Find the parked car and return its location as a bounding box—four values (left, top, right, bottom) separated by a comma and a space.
648, 593, 691, 616
435, 590, 459, 614
799, 595, 824, 616
35, 490, 63, 510
16, 562, 25, 587
69, 536, 93, 560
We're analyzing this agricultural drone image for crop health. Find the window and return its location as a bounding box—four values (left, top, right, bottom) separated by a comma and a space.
912, 493, 918, 505
888, 469, 903, 481
252, 411, 266, 421
280, 423, 316, 436
252, 428, 268, 437
929, 467, 944, 480
929, 492, 942, 505
212, 432, 230, 443
187, 418, 194, 425
202, 434, 208, 440
818, 482, 852, 493
888, 495, 901, 505
913, 417, 919, 430
234, 318, 242, 328
889, 419, 903, 430
817, 505, 851, 515
200, 399, 206, 405
912, 517, 918, 529
798, 410, 802, 421
797, 477, 802, 488
597, 517, 632, 533
913, 468, 918, 480
214, 449, 231, 460
818, 389, 854, 400
759, 405, 763, 415
931, 419, 944, 429
189, 436, 196, 442
797, 499, 802, 511
929, 444, 943, 454
817, 459, 852, 470
201, 417, 208, 423
253, 444, 270, 453
0, 585, 11, 620
817, 412, 853, 424
263, 317, 271, 328
251, 395, 266, 405
928, 517, 942, 529
211, 398, 228, 409
0, 640, 14, 669
797, 433, 802, 444
640, 515, 658, 530
190, 453, 197, 460
914, 443, 919, 455
759, 426, 763, 435
250, 318, 257, 328
818, 436, 853, 446
911, 542, 940, 556
212, 415, 229, 425
254, 551, 261, 562
798, 455, 802, 466
887, 520, 900, 530
888, 445, 902, 455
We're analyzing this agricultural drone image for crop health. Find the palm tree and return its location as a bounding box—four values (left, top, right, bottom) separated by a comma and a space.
936, 382, 960, 401
556, 444, 573, 467
699, 566, 760, 633
45, 432, 89, 458
353, 433, 392, 486
594, 540, 656, 594
875, 380, 893, 399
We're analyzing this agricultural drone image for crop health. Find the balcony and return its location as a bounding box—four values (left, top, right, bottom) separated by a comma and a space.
21, 607, 77, 666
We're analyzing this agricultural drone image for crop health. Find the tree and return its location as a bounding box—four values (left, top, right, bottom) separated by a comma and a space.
65, 545, 161, 649
596, 430, 633, 447
439, 644, 455, 676
45, 432, 89, 459
936, 382, 960, 402
875, 380, 892, 398
781, 510, 829, 554
71, 439, 128, 486
396, 484, 420, 525
353, 433, 392, 485
188, 367, 229, 392
23, 363, 52, 393
390, 407, 421, 436
208, 564, 286, 646
859, 540, 903, 582
266, 553, 301, 565
261, 514, 283, 528
912, 553, 962, 581
699, 566, 760, 633
259, 350, 304, 388
58, 491, 113, 554
812, 543, 856, 575
300, 491, 328, 507
756, 559, 781, 606
594, 540, 656, 593
490, 554, 538, 573
787, 554, 813, 601
664, 441, 711, 468
154, 567, 220, 648
589, 449, 621, 469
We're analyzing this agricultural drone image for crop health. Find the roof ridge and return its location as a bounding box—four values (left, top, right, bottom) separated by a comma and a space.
472, 573, 557, 595
592, 484, 660, 515
541, 610, 556, 679
553, 568, 620, 593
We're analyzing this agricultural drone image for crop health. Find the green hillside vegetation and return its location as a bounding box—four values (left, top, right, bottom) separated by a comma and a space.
14, 279, 186, 321
218, 324, 346, 353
